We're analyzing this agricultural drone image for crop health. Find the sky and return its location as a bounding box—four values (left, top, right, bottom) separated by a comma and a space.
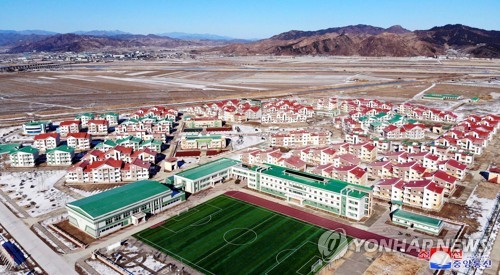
0, 0, 499, 39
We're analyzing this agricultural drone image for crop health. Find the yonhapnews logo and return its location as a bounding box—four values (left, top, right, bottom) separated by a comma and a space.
317, 228, 348, 262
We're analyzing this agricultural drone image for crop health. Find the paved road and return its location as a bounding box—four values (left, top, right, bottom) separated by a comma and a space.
402, 83, 435, 104
0, 203, 77, 275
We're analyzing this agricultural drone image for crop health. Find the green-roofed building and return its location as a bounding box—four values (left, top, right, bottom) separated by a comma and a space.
238, 164, 373, 221
9, 146, 40, 167
174, 158, 241, 193
139, 139, 163, 152
117, 136, 143, 150
95, 139, 117, 151
75, 113, 94, 128
66, 180, 185, 238
46, 145, 75, 166
422, 93, 462, 100
369, 121, 384, 132
0, 143, 21, 155
173, 158, 373, 221
180, 134, 226, 150
97, 112, 119, 127
391, 209, 443, 235
184, 117, 223, 129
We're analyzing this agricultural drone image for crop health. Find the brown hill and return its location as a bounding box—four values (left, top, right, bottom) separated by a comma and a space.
8, 33, 200, 53
218, 24, 500, 58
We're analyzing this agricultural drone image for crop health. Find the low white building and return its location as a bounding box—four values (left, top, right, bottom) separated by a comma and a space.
46, 145, 75, 166
9, 146, 39, 167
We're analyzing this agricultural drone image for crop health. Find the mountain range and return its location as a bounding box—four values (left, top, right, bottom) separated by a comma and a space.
1, 24, 499, 58
219, 24, 500, 58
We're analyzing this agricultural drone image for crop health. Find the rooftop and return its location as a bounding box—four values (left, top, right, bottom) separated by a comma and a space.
67, 180, 172, 219
393, 209, 442, 227
0, 143, 21, 155
185, 134, 223, 140
260, 164, 371, 198
176, 158, 240, 180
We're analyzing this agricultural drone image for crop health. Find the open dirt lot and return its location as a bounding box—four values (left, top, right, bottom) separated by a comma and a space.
364, 252, 427, 275
0, 56, 499, 125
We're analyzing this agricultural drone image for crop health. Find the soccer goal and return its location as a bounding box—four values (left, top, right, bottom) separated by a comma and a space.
177, 207, 189, 216
311, 258, 323, 273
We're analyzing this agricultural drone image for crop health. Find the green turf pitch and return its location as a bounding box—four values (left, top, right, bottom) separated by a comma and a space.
134, 195, 351, 275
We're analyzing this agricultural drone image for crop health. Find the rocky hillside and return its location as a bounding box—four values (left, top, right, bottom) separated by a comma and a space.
219, 24, 500, 58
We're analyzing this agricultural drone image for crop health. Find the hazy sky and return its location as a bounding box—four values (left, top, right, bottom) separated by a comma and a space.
1, 0, 499, 39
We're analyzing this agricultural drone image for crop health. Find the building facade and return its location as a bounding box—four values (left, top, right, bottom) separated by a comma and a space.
66, 180, 185, 238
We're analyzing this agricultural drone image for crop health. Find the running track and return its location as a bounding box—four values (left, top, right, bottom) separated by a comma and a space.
225, 191, 420, 258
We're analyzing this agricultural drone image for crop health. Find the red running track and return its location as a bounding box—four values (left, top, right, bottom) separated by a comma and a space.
225, 191, 420, 258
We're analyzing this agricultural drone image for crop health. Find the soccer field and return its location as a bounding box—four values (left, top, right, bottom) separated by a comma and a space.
134, 195, 351, 275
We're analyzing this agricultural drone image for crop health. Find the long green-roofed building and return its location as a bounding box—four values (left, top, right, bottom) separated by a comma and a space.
66, 180, 185, 238
391, 208, 443, 235
422, 93, 462, 100
173, 158, 373, 221
238, 164, 373, 221
174, 158, 241, 193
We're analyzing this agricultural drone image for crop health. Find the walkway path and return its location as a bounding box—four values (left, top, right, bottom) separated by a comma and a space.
0, 202, 76, 275
403, 83, 435, 104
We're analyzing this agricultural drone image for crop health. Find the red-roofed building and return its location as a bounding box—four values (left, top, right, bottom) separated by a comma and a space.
347, 166, 368, 185
59, 120, 81, 137
423, 153, 440, 170
428, 170, 457, 195
131, 148, 158, 164
393, 161, 427, 181
87, 119, 109, 135
82, 150, 105, 163
350, 142, 377, 162
457, 136, 486, 155
488, 165, 500, 183
278, 156, 306, 171
402, 124, 426, 139
271, 130, 331, 147
334, 153, 361, 168
105, 145, 133, 163
66, 132, 92, 151
445, 159, 467, 180
33, 133, 60, 152
122, 158, 150, 181
373, 178, 405, 201
66, 160, 90, 183
383, 125, 402, 140
403, 180, 444, 211
368, 161, 393, 179
66, 158, 125, 183
382, 151, 409, 164
241, 148, 282, 166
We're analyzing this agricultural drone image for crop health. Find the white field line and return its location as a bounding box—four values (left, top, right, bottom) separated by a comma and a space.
223, 195, 328, 232
264, 238, 313, 275
194, 214, 277, 265
172, 208, 200, 222
159, 201, 238, 235
138, 237, 215, 275
296, 255, 322, 275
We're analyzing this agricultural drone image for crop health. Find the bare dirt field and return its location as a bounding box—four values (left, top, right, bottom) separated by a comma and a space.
364, 252, 426, 275
0, 56, 499, 125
